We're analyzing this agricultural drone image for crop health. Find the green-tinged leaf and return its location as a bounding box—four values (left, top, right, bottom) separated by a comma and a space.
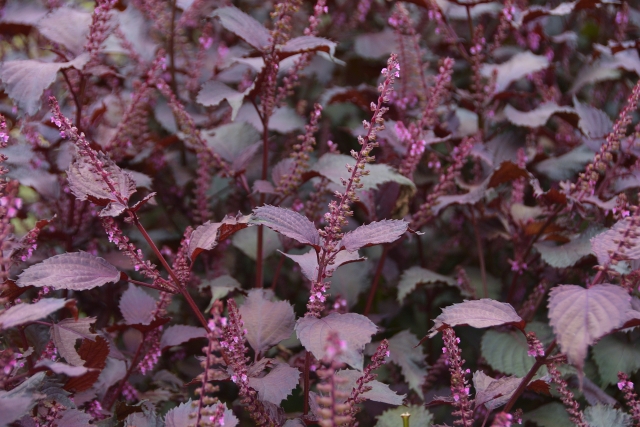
534, 226, 604, 268
211, 6, 270, 50
481, 51, 549, 93
160, 325, 207, 349
429, 299, 522, 337
248, 362, 300, 405
375, 405, 433, 427
397, 266, 456, 302
312, 153, 415, 191
481, 322, 552, 377
17, 252, 120, 291
329, 257, 371, 308
295, 313, 377, 370
504, 103, 576, 128
387, 330, 427, 399
336, 369, 405, 405
283, 249, 364, 282
197, 81, 245, 120
548, 284, 631, 370
119, 285, 157, 326
202, 122, 260, 163
239, 289, 295, 354
584, 404, 632, 427
0, 53, 89, 115
535, 145, 594, 181
593, 334, 640, 386
200, 275, 242, 310
523, 402, 573, 427
0, 298, 68, 330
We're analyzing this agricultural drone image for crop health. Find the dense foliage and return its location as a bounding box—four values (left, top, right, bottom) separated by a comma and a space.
1, 0, 640, 426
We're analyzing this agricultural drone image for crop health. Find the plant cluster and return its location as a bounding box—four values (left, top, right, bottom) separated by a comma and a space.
1, 0, 640, 426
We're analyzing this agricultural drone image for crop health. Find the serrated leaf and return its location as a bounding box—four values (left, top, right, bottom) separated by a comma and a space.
200, 275, 242, 310
534, 226, 604, 268
0, 53, 89, 115
523, 402, 573, 427
481, 51, 549, 93
160, 325, 207, 349
387, 330, 427, 398
473, 371, 522, 410
202, 122, 260, 164
232, 226, 282, 260
482, 329, 536, 377
573, 97, 613, 140
119, 285, 157, 326
35, 360, 91, 377
504, 103, 576, 128
312, 153, 415, 191
239, 289, 295, 354
335, 369, 404, 405
429, 299, 522, 337
535, 144, 594, 181
591, 217, 640, 265
592, 334, 640, 386
164, 399, 195, 427
248, 362, 300, 405
250, 205, 320, 247
375, 405, 433, 427
37, 7, 91, 56
584, 404, 632, 427
548, 284, 631, 370
397, 266, 456, 302
211, 6, 270, 51
279, 36, 336, 58
188, 214, 251, 261
339, 220, 408, 252
283, 249, 364, 282
64, 336, 109, 392
56, 409, 94, 427
295, 312, 377, 370
52, 317, 97, 366
0, 298, 67, 330
67, 154, 137, 206
197, 81, 245, 120
17, 252, 120, 291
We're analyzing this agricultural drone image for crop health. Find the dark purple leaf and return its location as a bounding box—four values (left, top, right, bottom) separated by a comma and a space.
119, 285, 157, 326
573, 97, 613, 140
548, 284, 630, 370
36, 7, 91, 56
278, 36, 336, 59
250, 205, 320, 248
504, 103, 576, 128
248, 362, 300, 405
239, 289, 295, 354
34, 360, 92, 377
428, 299, 523, 337
339, 220, 408, 252
0, 298, 67, 330
0, 53, 89, 115
188, 214, 251, 261
295, 312, 377, 370
17, 252, 121, 291
197, 81, 245, 120
591, 217, 640, 265
283, 249, 365, 282
481, 52, 549, 93
210, 6, 271, 51
56, 409, 95, 427
160, 325, 207, 349
473, 371, 522, 410
67, 154, 137, 207
52, 317, 97, 366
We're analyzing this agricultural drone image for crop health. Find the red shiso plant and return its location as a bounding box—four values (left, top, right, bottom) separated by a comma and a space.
1, 0, 640, 426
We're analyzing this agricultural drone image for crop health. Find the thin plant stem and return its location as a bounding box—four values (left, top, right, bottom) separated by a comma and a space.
364, 245, 390, 316
503, 339, 557, 413
471, 208, 488, 298
105, 333, 146, 410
